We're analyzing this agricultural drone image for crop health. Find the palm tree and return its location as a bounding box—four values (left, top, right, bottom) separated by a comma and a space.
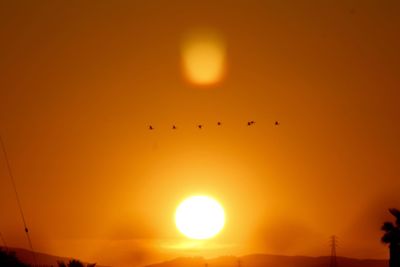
381, 208, 400, 267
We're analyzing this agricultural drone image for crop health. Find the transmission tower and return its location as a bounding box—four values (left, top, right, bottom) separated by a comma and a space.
329, 235, 338, 267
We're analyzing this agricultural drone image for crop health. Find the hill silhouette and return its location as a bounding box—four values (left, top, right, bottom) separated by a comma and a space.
0, 247, 108, 267
147, 254, 387, 267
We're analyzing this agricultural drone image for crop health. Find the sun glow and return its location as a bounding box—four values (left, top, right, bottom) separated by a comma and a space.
181, 30, 226, 86
175, 196, 225, 240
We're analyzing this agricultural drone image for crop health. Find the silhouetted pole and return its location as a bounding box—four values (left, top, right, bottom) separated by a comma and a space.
330, 235, 338, 267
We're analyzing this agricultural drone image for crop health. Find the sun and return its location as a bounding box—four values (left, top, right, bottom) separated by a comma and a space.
175, 196, 225, 240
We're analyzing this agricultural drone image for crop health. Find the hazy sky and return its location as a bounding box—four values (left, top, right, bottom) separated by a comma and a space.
0, 1, 399, 267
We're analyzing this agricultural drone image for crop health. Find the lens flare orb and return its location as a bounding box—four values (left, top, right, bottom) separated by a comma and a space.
181, 30, 226, 86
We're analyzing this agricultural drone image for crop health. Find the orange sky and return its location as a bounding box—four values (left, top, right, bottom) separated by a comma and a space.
0, 1, 399, 267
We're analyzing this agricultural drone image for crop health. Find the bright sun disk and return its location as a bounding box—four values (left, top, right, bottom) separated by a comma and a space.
175, 196, 225, 240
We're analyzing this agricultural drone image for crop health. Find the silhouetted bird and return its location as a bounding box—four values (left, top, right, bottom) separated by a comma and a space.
198, 125, 203, 129
149, 126, 154, 130
172, 125, 177, 130
275, 121, 280, 126
247, 122, 251, 126
217, 122, 221, 126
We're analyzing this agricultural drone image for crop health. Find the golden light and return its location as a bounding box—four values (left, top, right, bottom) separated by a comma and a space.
181, 30, 226, 86
175, 196, 225, 240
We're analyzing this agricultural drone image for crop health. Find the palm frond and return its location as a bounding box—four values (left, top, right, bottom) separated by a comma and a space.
389, 208, 400, 226
381, 232, 393, 244
382, 222, 395, 232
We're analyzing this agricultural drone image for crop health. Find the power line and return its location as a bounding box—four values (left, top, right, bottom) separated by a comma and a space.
0, 135, 37, 265
0, 232, 8, 250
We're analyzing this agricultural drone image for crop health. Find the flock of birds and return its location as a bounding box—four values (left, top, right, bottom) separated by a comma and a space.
148, 121, 280, 130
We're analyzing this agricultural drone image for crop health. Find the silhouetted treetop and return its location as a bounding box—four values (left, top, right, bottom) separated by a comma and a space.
389, 208, 400, 225
0, 248, 29, 267
57, 259, 96, 267
381, 208, 400, 267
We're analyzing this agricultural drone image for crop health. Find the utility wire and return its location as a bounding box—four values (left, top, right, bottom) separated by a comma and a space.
0, 135, 37, 265
0, 232, 8, 250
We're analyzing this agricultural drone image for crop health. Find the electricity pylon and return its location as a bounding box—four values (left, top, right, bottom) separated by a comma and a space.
330, 235, 338, 267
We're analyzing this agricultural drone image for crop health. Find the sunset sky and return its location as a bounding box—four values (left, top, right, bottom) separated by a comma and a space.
0, 1, 399, 267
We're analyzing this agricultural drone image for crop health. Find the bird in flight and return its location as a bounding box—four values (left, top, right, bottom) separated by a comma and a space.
149, 125, 154, 130
217, 122, 222, 126
198, 125, 203, 129
172, 125, 177, 130
275, 121, 280, 126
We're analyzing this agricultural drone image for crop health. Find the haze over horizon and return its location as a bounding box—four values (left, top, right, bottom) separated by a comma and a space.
0, 1, 399, 267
